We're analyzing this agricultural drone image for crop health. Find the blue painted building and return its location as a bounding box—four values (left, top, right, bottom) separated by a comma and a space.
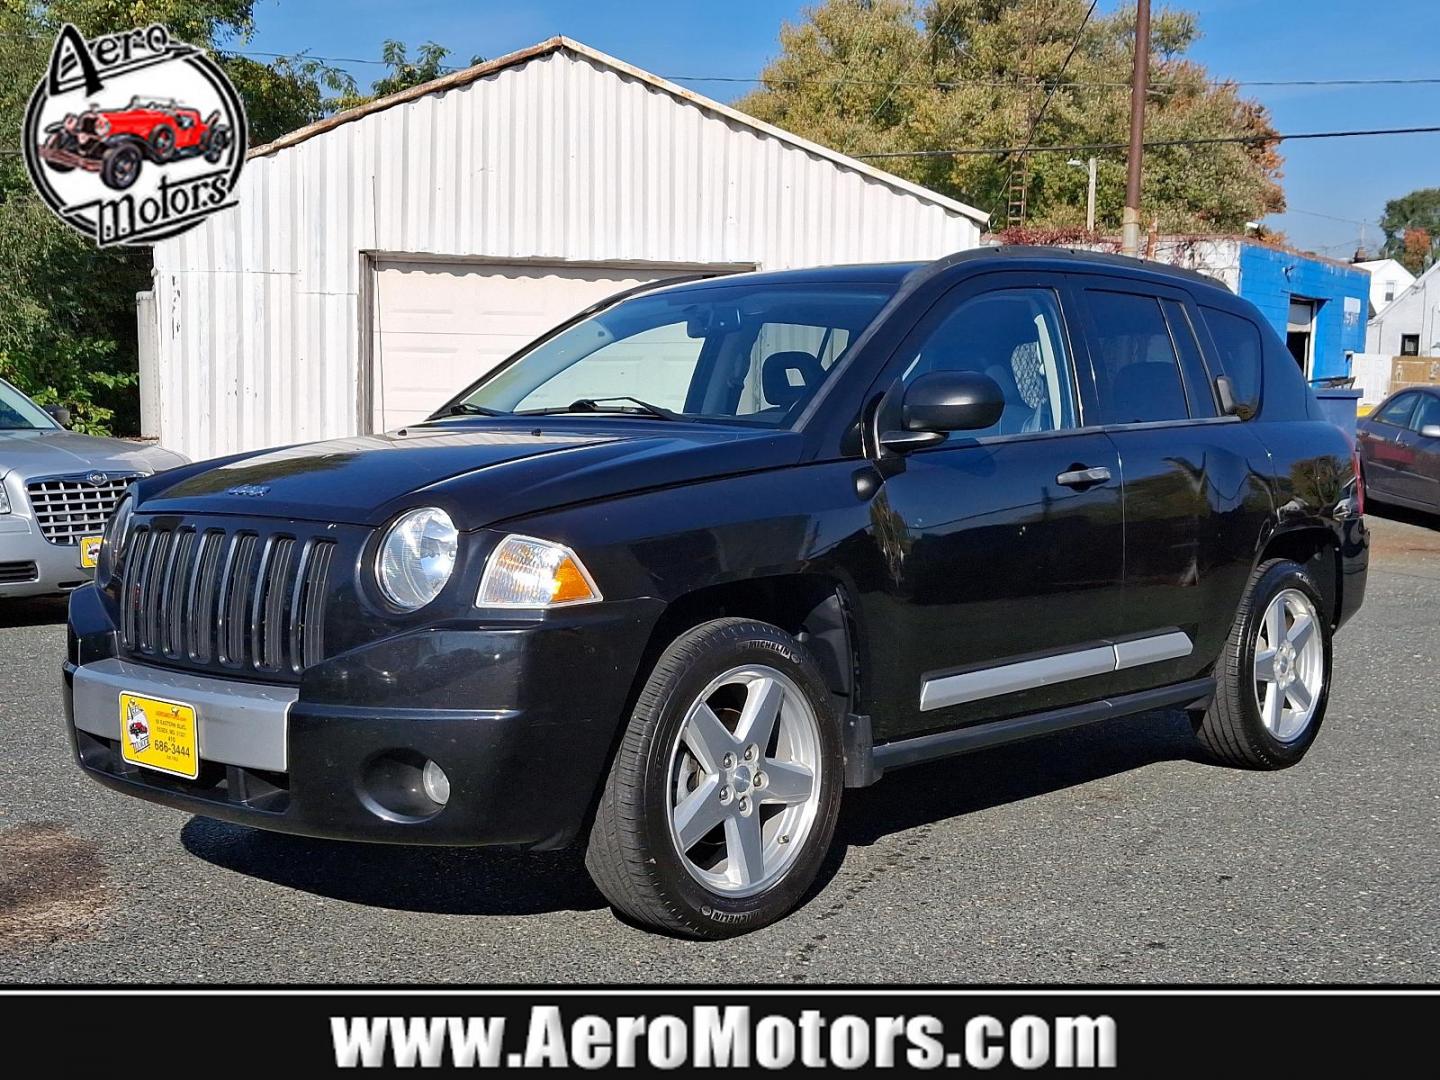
1233, 241, 1370, 382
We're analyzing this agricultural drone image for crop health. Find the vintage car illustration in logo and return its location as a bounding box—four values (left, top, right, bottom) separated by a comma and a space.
39, 95, 233, 191
125, 700, 150, 754
22, 23, 246, 246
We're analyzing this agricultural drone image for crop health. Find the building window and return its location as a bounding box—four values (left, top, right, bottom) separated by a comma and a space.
1384, 281, 1396, 302
1401, 334, 1420, 356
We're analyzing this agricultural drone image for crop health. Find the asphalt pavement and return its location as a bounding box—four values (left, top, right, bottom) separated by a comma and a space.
2, 509, 1437, 984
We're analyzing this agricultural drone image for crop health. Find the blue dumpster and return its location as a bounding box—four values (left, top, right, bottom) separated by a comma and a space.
1313, 387, 1362, 441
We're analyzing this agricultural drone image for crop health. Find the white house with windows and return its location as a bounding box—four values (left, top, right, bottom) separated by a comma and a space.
1355, 258, 1415, 317
1367, 260, 1440, 358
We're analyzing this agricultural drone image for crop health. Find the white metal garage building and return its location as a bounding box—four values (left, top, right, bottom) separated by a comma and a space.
141, 36, 987, 460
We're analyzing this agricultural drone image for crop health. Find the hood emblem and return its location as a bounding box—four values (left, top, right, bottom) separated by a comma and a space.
86, 471, 108, 485
226, 484, 270, 497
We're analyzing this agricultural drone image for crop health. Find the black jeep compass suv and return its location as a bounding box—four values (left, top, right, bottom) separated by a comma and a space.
65, 248, 1368, 937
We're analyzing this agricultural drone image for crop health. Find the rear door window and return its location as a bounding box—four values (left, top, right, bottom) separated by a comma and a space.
1375, 393, 1418, 428
1160, 299, 1218, 418
1201, 307, 1264, 416
1083, 290, 1191, 425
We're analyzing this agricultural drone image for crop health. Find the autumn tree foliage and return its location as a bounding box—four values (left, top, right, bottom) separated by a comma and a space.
738, 0, 1285, 232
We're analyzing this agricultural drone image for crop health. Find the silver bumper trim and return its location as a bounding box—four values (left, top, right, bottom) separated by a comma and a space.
71, 658, 294, 773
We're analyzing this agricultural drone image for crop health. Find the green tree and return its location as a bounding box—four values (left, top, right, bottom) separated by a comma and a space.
737, 0, 1284, 232
333, 40, 485, 111
1380, 187, 1440, 274
0, 2, 355, 434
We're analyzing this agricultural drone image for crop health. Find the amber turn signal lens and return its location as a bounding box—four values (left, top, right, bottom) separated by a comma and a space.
477, 535, 602, 608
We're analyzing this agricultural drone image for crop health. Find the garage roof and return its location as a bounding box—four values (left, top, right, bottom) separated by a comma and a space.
247, 35, 990, 227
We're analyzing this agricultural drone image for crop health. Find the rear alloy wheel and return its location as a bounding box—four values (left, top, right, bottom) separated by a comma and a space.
1194, 559, 1332, 769
586, 618, 842, 937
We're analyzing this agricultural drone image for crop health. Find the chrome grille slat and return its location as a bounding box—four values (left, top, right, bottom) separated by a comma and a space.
118, 521, 334, 676
24, 474, 137, 544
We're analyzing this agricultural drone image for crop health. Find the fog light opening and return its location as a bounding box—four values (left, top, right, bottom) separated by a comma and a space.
422, 759, 451, 806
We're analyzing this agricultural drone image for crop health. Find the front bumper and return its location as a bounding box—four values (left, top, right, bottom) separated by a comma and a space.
64, 585, 665, 849
0, 514, 94, 597
39, 144, 102, 172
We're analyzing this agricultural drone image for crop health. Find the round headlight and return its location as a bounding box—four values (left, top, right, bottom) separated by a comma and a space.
96, 493, 134, 585
376, 507, 458, 610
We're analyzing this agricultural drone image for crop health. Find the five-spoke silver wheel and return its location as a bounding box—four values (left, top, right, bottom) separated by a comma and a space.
1253, 588, 1324, 743
666, 664, 822, 898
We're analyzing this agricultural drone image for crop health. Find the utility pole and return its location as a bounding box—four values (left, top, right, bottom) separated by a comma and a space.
1122, 0, 1151, 257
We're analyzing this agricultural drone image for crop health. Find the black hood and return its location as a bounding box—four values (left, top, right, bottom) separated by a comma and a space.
138, 420, 803, 529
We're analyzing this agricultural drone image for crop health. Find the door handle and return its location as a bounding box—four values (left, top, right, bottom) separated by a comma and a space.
1057, 466, 1112, 488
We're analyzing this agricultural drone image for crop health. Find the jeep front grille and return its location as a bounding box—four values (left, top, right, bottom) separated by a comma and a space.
26, 474, 138, 544
120, 525, 335, 674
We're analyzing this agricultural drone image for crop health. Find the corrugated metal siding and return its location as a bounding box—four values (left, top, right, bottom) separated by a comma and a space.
150, 51, 982, 460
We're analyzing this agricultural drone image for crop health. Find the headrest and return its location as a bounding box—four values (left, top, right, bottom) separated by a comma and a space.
762, 351, 823, 407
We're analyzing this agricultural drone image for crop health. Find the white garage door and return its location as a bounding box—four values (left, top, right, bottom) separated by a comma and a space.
369, 259, 740, 431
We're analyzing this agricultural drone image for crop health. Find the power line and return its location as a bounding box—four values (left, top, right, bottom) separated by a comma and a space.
850, 0, 966, 151
999, 0, 1101, 219
213, 49, 1440, 93
852, 125, 1440, 159
5, 123, 1436, 163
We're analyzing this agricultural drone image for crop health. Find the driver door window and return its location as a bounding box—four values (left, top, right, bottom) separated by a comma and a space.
903, 288, 1078, 438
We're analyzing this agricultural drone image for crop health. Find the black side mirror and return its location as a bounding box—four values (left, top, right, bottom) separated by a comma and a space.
877, 372, 1005, 452
45, 405, 72, 428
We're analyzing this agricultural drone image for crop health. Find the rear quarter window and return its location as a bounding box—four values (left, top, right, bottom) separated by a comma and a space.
1201, 307, 1264, 416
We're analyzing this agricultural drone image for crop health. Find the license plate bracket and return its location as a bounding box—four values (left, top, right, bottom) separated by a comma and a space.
118, 692, 200, 779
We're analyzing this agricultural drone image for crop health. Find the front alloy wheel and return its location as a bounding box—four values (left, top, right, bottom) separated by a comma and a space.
667, 665, 823, 897
587, 618, 843, 938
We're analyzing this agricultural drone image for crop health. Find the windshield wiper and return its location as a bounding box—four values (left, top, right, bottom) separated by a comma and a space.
517, 397, 683, 421
442, 402, 508, 417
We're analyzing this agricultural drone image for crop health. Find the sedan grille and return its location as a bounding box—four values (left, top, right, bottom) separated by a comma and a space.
26, 474, 138, 545
120, 524, 335, 675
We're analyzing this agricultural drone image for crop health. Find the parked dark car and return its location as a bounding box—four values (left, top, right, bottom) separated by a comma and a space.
1357, 385, 1440, 515
64, 248, 1368, 937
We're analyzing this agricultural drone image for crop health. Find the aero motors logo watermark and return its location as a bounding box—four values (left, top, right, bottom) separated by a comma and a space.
22, 23, 246, 247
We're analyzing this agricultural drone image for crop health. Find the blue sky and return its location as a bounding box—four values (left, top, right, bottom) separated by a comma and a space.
245, 0, 1440, 256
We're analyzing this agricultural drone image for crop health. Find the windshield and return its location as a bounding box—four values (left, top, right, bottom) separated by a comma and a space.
0, 380, 58, 431
447, 281, 896, 426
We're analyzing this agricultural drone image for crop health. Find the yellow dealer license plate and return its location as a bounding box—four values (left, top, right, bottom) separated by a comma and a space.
79, 536, 101, 568
118, 692, 199, 779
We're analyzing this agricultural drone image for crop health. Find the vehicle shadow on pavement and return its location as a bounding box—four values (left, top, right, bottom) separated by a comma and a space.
832, 707, 1201, 849
179, 817, 607, 916
178, 709, 1201, 923
1369, 502, 1438, 532
0, 597, 69, 628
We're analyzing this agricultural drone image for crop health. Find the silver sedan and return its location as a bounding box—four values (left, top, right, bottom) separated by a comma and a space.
1, 376, 187, 598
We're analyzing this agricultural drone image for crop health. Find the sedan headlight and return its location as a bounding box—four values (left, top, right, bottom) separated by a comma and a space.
0, 482, 10, 515
477, 535, 601, 608
95, 492, 134, 585
376, 507, 458, 611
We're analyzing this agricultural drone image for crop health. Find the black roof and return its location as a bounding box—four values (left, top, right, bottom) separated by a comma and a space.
653, 245, 1234, 299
